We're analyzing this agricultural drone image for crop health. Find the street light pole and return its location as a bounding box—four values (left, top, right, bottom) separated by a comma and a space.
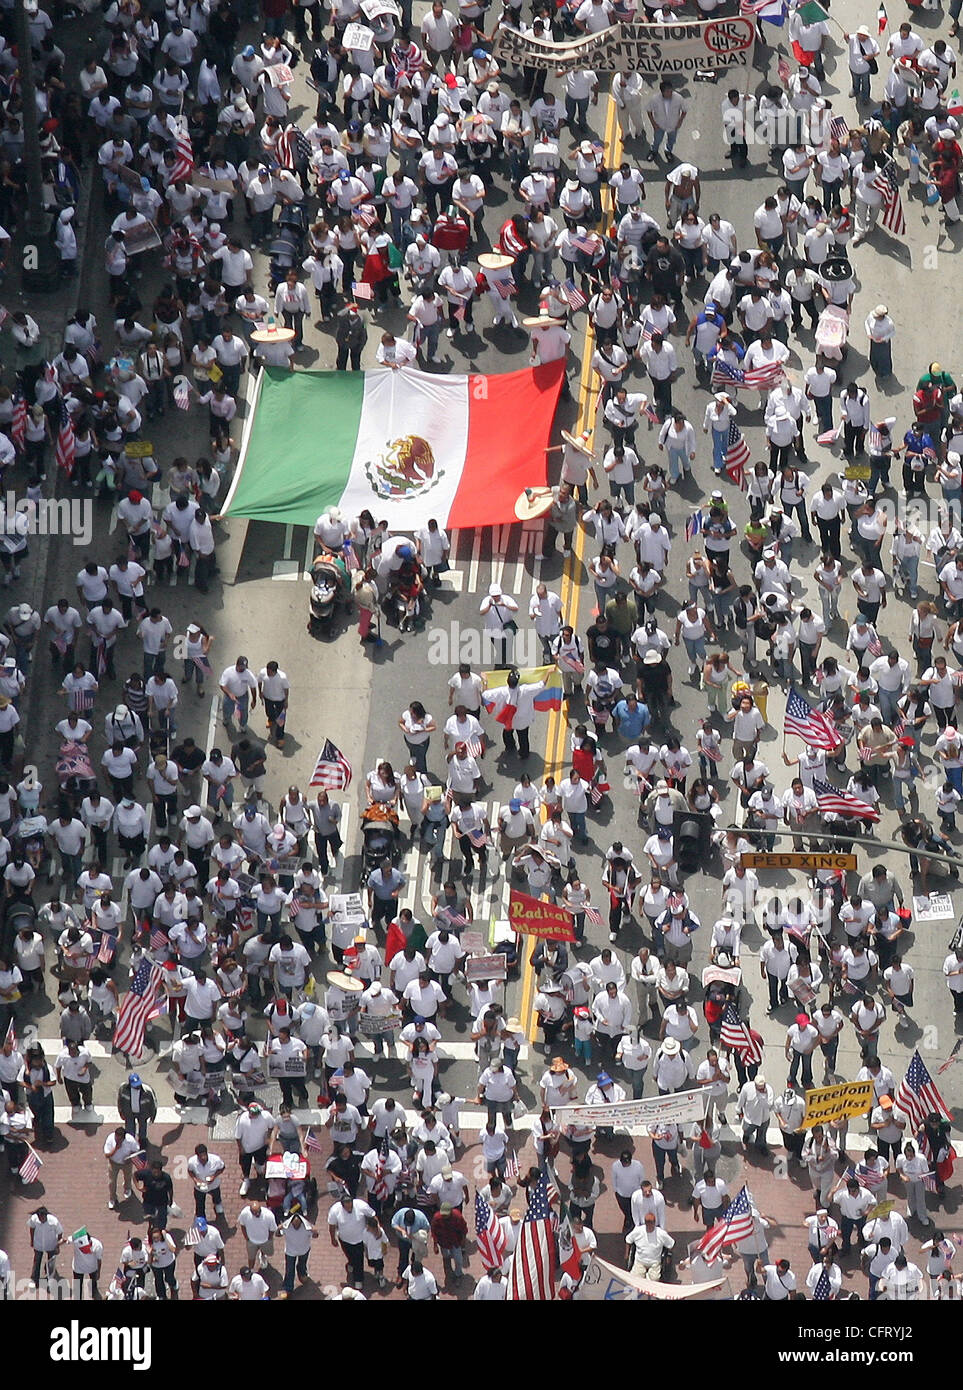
15, 0, 60, 292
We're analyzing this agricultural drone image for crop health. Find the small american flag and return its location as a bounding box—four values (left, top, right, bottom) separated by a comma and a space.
97, 933, 116, 965
71, 688, 96, 713
475, 1189, 507, 1270
937, 1038, 963, 1074
183, 1222, 202, 1248
351, 281, 375, 302
173, 380, 190, 411
3, 1018, 14, 1048
305, 1129, 323, 1153
685, 509, 704, 543
844, 1162, 888, 1191
812, 775, 880, 821
493, 278, 516, 300
309, 739, 352, 791
812, 1265, 833, 1300
132, 1150, 148, 1172
643, 402, 660, 426
95, 641, 108, 679
894, 1051, 952, 1132
571, 234, 597, 257
583, 904, 602, 925
19, 1145, 42, 1184
55, 400, 76, 478
589, 780, 610, 806
466, 736, 485, 759
697, 1184, 755, 1261
868, 425, 883, 453
866, 633, 883, 657
562, 279, 587, 312
776, 55, 791, 85
817, 427, 839, 446
149, 927, 168, 951
352, 204, 378, 229
504, 1145, 520, 1180
829, 115, 849, 142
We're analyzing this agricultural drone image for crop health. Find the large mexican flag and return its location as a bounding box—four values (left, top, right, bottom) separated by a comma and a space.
220, 361, 564, 530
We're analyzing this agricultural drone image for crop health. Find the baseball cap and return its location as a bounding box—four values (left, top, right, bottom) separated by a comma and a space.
129, 1073, 142, 1087
242, 44, 256, 57
509, 798, 522, 812
879, 1095, 894, 1109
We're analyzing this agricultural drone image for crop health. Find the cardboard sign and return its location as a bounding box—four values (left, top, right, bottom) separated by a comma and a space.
465, 953, 508, 983
360, 0, 399, 17
343, 22, 374, 49
193, 171, 238, 194
359, 1012, 404, 1034
123, 220, 162, 256
266, 63, 294, 87
701, 965, 742, 989
508, 888, 576, 942
492, 16, 755, 75
800, 1079, 874, 1129
912, 893, 955, 922
123, 440, 154, 458
265, 1156, 308, 1179
267, 1054, 308, 1077
461, 930, 486, 955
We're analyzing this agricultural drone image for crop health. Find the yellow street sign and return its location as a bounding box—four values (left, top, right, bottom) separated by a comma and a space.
742, 852, 857, 871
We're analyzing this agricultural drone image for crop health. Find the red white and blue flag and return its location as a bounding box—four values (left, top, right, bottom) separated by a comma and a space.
507, 1171, 556, 1299
475, 1188, 507, 1271
697, 1185, 756, 1261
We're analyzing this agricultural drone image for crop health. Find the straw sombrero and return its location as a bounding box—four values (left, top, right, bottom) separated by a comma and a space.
514, 486, 555, 521
251, 323, 296, 343
478, 252, 514, 270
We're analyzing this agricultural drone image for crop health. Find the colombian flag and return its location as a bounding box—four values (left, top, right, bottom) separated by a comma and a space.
483, 664, 564, 712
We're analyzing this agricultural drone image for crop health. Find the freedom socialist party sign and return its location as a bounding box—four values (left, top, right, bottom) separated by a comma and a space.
508, 889, 576, 942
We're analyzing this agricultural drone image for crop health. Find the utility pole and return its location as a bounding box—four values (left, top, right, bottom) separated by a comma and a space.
16, 0, 59, 292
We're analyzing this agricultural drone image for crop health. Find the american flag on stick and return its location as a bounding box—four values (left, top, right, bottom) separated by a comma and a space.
55, 399, 75, 478
466, 736, 485, 759
812, 1265, 833, 1299
19, 1145, 43, 1184
710, 358, 785, 392
844, 1162, 888, 1191
305, 1128, 324, 1153
71, 688, 96, 713
724, 421, 751, 489
113, 959, 165, 1059
371, 1134, 391, 1200
11, 387, 26, 452
562, 278, 587, 312
829, 114, 849, 142
475, 1189, 507, 1270
583, 904, 602, 925
506, 1170, 557, 1299
811, 775, 880, 821
589, 779, 610, 806
183, 1222, 203, 1248
719, 1005, 763, 1063
173, 379, 191, 411
871, 159, 906, 237
504, 1145, 520, 1180
97, 933, 116, 965
571, 234, 598, 256
866, 632, 883, 657
169, 122, 194, 183
351, 281, 375, 302
696, 1184, 755, 1261
149, 927, 168, 952
309, 739, 353, 790
785, 687, 841, 750
685, 509, 703, 543
894, 1050, 952, 1132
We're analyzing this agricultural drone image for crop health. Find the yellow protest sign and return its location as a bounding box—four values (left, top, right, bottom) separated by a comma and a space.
801, 1080, 874, 1129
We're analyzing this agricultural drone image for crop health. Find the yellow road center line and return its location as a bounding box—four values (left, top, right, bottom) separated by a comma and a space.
521, 94, 624, 1044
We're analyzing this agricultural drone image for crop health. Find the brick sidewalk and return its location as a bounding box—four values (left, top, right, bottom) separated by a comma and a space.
2, 1118, 958, 1299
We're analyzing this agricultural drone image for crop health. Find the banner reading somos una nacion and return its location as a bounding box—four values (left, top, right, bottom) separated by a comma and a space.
492, 16, 755, 75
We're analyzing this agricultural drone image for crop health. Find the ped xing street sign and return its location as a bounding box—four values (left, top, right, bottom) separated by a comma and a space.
742, 851, 857, 871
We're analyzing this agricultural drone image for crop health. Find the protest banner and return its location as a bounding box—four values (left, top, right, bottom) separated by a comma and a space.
492, 16, 754, 75
575, 1255, 727, 1300
508, 889, 576, 942
553, 1087, 707, 1128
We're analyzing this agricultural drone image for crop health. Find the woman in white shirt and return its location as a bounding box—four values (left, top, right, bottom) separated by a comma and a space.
398, 702, 435, 776
365, 761, 400, 808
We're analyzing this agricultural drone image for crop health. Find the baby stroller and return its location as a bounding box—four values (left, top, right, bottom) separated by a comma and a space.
268, 232, 303, 292
308, 554, 352, 633
10, 814, 51, 882
382, 556, 428, 633
360, 804, 401, 884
